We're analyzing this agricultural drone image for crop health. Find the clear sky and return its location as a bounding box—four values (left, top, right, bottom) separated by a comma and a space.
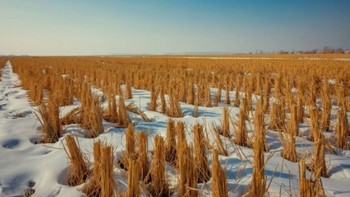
0, 0, 349, 55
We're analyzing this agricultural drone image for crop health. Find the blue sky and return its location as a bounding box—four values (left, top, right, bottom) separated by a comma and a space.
0, 0, 349, 55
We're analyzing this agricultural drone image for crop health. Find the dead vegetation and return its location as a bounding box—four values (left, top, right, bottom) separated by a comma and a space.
64, 135, 89, 186
8, 54, 350, 196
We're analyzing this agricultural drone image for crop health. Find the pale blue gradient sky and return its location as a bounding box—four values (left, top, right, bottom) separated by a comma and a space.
0, 0, 349, 55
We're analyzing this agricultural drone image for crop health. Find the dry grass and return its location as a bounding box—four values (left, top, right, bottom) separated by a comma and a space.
233, 75, 242, 107
268, 102, 284, 131
176, 121, 186, 148
165, 119, 177, 165
104, 93, 118, 123
296, 92, 304, 124
288, 105, 299, 136
118, 96, 131, 127
178, 141, 198, 197
279, 132, 298, 162
83, 141, 101, 196
60, 107, 81, 125
214, 83, 222, 106
64, 135, 89, 186
85, 96, 104, 138
187, 81, 195, 105
220, 107, 231, 137
211, 150, 228, 197
160, 86, 166, 113
310, 134, 328, 178
250, 99, 266, 197
118, 125, 136, 170
126, 159, 140, 197
126, 103, 152, 122
299, 158, 317, 197
193, 123, 211, 183
234, 99, 248, 147
225, 77, 231, 105
167, 89, 183, 117
262, 81, 270, 113
8, 55, 350, 196
212, 124, 229, 156
149, 85, 158, 111
137, 131, 149, 181
36, 93, 61, 143
308, 107, 320, 142
125, 82, 133, 99
320, 81, 331, 131
149, 135, 170, 196
100, 143, 115, 196
204, 85, 212, 107
336, 107, 349, 149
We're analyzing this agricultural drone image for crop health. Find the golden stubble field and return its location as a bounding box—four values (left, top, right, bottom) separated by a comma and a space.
0, 54, 349, 196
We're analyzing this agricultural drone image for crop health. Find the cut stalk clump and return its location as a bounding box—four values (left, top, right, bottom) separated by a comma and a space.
225, 76, 231, 105
193, 123, 211, 183
299, 158, 318, 197
85, 96, 104, 138
214, 83, 222, 106
250, 100, 266, 197
64, 135, 89, 186
105, 93, 118, 123
336, 107, 349, 149
167, 89, 183, 117
255, 99, 268, 152
187, 81, 195, 105
245, 90, 253, 111
308, 107, 320, 142
160, 86, 166, 113
149, 85, 158, 111
220, 107, 231, 137
149, 135, 170, 196
178, 142, 198, 197
137, 131, 149, 181
100, 144, 115, 197
262, 80, 270, 113
126, 159, 140, 197
125, 82, 133, 99
37, 93, 61, 143
118, 96, 131, 127
310, 133, 328, 178
80, 83, 93, 129
268, 102, 284, 131
204, 85, 212, 107
118, 124, 136, 170
165, 119, 177, 165
83, 140, 102, 196
211, 150, 228, 197
320, 81, 331, 131
234, 99, 248, 147
296, 92, 304, 124
233, 75, 242, 107
176, 121, 186, 148
288, 105, 299, 136
279, 132, 298, 162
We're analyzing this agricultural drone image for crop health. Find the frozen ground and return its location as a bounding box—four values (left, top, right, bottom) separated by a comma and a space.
0, 61, 350, 196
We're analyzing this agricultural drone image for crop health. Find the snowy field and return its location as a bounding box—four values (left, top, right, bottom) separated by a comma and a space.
0, 60, 350, 196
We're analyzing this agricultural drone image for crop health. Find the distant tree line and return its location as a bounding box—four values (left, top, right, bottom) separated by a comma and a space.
274, 47, 347, 54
